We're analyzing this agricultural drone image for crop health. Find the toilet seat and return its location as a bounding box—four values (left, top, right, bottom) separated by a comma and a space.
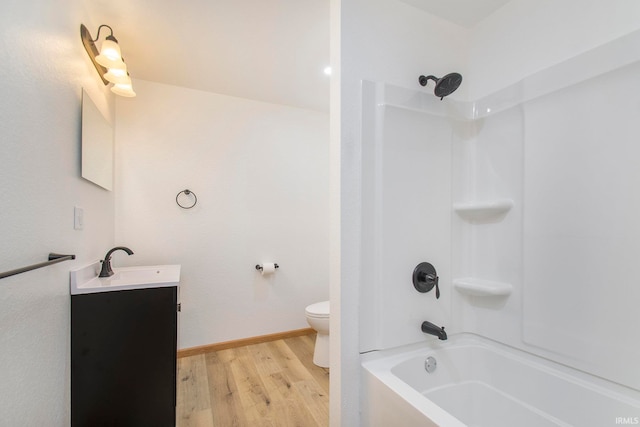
305, 300, 329, 318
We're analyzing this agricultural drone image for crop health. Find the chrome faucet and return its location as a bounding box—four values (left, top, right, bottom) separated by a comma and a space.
99, 246, 134, 277
421, 320, 447, 340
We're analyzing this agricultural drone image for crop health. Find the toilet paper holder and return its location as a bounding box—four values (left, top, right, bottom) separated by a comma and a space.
255, 263, 279, 271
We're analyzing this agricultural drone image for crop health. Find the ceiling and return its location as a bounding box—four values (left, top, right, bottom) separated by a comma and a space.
398, 0, 512, 28
85, 0, 511, 112
86, 0, 330, 112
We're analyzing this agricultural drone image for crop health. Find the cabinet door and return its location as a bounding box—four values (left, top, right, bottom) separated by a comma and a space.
71, 287, 177, 427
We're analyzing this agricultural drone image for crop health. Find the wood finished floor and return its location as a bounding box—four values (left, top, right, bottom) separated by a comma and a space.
177, 333, 330, 427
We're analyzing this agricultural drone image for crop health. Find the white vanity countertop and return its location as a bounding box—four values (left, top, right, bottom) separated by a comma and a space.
70, 262, 181, 295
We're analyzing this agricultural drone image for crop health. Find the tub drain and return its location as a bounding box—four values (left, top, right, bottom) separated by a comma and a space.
424, 356, 437, 373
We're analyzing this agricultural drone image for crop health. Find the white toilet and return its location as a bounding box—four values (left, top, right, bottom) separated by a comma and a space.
305, 300, 330, 368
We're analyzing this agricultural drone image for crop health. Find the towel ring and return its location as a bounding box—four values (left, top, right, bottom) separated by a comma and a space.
176, 189, 197, 209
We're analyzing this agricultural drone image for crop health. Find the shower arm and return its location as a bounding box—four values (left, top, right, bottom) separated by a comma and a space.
418, 75, 438, 86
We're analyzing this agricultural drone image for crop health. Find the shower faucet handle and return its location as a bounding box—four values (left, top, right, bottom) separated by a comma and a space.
425, 274, 441, 299
412, 262, 441, 299
423, 273, 440, 299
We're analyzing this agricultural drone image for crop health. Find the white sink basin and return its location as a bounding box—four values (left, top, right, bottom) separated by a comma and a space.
70, 262, 181, 295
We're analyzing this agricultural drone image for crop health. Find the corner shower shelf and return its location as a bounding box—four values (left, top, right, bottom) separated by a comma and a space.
453, 199, 513, 222
453, 277, 513, 297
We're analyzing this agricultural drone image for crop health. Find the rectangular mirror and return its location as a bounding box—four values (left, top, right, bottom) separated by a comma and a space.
81, 89, 113, 190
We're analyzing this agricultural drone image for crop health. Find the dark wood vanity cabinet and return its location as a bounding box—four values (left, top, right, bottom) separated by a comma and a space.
71, 286, 178, 427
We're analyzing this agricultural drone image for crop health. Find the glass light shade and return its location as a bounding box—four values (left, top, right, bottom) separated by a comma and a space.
111, 82, 136, 97
103, 68, 130, 85
95, 39, 125, 69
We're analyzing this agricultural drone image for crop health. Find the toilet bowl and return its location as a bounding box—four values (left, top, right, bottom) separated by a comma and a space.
305, 300, 330, 368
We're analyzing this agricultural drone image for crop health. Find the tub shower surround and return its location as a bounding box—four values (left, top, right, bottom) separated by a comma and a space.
359, 30, 640, 425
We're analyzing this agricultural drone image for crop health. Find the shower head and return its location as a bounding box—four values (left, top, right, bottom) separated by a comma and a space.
418, 73, 463, 100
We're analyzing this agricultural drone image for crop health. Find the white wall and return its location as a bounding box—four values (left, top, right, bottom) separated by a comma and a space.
115, 80, 329, 349
455, 0, 640, 392
338, 0, 468, 424
468, 0, 640, 100
347, 0, 640, 425
360, 82, 456, 352
0, 1, 116, 425
450, 33, 640, 392
521, 58, 640, 389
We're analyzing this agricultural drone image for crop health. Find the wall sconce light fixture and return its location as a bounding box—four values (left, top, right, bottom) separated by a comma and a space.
80, 24, 136, 97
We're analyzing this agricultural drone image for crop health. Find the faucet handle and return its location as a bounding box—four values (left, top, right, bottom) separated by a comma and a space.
413, 262, 441, 299
425, 273, 440, 299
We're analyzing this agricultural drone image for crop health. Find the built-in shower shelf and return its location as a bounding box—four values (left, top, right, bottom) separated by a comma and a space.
453, 278, 513, 297
453, 199, 513, 221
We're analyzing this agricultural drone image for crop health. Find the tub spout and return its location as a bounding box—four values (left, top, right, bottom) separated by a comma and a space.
421, 321, 447, 340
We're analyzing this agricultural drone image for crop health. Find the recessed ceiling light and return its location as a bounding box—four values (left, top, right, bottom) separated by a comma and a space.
323, 66, 332, 76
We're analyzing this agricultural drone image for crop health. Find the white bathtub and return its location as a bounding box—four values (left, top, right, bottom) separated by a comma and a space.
361, 334, 640, 426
